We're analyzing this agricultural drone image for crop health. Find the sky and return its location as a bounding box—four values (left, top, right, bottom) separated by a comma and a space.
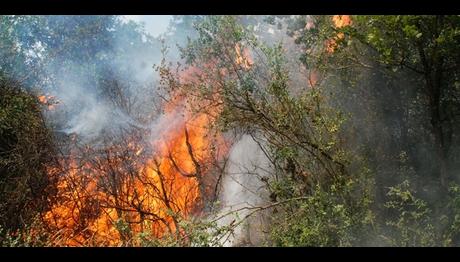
123, 15, 173, 37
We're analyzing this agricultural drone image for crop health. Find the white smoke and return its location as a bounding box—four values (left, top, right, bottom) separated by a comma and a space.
122, 15, 172, 38
214, 134, 272, 246
41, 16, 174, 142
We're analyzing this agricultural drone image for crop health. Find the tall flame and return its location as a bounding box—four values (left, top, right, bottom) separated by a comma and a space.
42, 67, 227, 246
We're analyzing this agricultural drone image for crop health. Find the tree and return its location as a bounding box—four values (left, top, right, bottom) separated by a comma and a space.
156, 15, 374, 246
269, 15, 460, 245
351, 15, 460, 189
0, 77, 57, 237
283, 15, 460, 190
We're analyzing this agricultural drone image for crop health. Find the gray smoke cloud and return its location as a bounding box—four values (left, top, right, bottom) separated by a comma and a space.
213, 134, 272, 246
39, 16, 173, 142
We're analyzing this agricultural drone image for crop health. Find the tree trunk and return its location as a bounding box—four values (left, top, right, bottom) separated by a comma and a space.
417, 15, 450, 189
431, 101, 448, 188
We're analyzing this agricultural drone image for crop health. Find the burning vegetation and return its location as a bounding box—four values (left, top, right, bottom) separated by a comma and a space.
326, 15, 352, 53
235, 43, 254, 70
38, 95, 58, 110
2, 15, 460, 247
41, 86, 228, 246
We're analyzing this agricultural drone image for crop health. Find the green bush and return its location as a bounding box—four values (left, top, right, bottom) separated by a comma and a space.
0, 78, 57, 239
269, 171, 375, 246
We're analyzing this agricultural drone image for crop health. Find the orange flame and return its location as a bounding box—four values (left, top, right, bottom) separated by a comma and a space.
332, 15, 352, 28
42, 70, 228, 246
235, 43, 253, 70
38, 95, 47, 103
38, 94, 58, 110
326, 15, 352, 53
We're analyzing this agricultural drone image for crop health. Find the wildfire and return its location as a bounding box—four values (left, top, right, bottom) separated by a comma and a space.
42, 72, 228, 246
38, 95, 47, 103
332, 15, 352, 28
38, 94, 58, 110
326, 15, 352, 53
235, 43, 253, 70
